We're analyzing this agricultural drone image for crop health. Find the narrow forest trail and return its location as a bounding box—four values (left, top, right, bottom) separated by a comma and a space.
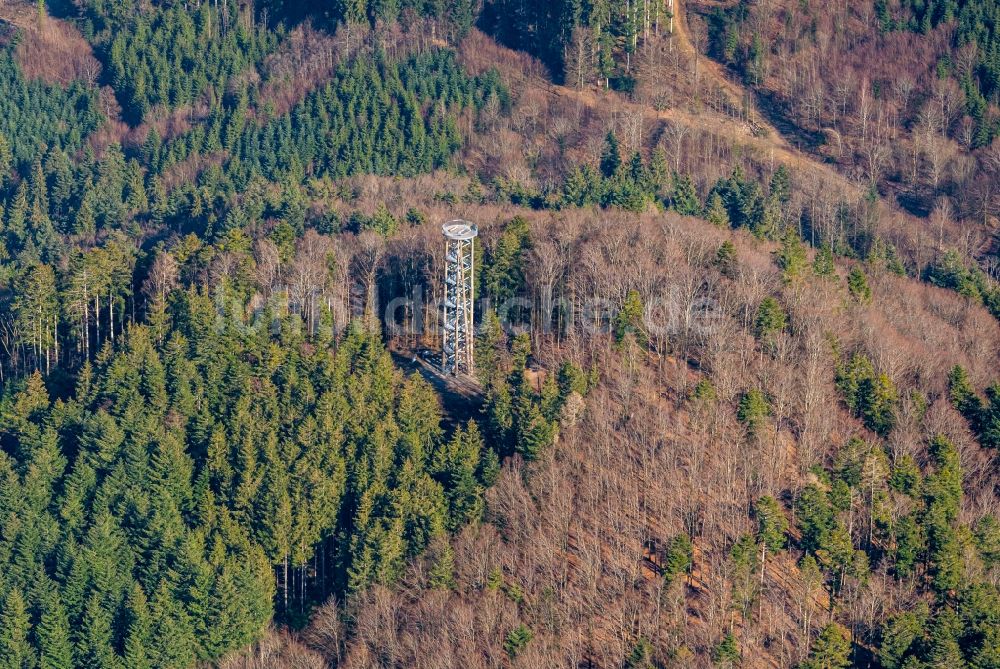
544, 82, 862, 198
671, 0, 790, 150
540, 0, 866, 200
670, 0, 872, 198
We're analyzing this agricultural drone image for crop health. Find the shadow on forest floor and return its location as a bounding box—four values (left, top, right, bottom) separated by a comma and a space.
390, 349, 484, 428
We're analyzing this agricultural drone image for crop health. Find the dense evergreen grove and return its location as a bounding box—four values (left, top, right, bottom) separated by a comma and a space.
149, 49, 504, 194
81, 0, 282, 123
0, 297, 501, 665
256, 0, 479, 38
0, 2, 516, 663
0, 48, 102, 170
948, 365, 1000, 450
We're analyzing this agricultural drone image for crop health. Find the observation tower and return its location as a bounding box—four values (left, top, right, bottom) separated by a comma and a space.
442, 220, 477, 376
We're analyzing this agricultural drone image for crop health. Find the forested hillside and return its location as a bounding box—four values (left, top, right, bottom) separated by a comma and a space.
695, 0, 999, 221
0, 0, 996, 667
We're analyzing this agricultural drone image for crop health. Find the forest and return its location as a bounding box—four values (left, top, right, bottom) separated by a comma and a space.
0, 0, 996, 667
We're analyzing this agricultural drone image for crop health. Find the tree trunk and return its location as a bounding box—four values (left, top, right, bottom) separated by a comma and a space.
95, 293, 101, 352
82, 269, 90, 359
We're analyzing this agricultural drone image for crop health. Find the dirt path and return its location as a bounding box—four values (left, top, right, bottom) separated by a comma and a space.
671, 0, 791, 150
544, 81, 862, 198
670, 0, 869, 195
534, 0, 864, 199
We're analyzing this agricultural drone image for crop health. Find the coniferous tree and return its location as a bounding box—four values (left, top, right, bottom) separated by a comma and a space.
730, 533, 760, 619
738, 389, 771, 437
0, 589, 35, 669
712, 633, 740, 667
775, 229, 808, 283
614, 290, 645, 346
754, 297, 786, 340
797, 485, 835, 554
800, 623, 852, 669
836, 354, 897, 436
77, 594, 121, 669
504, 624, 533, 659
122, 584, 152, 669
36, 592, 73, 669
925, 607, 964, 667
706, 192, 730, 227
754, 496, 787, 557
0, 131, 11, 188
847, 266, 872, 304
671, 172, 701, 215
427, 539, 456, 590
878, 605, 929, 669
599, 132, 621, 178
813, 243, 836, 278
147, 582, 196, 669
769, 164, 791, 204
662, 534, 694, 585
624, 638, 655, 669
716, 240, 738, 277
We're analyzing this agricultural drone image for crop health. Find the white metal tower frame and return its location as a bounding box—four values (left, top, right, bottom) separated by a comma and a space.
442, 220, 477, 376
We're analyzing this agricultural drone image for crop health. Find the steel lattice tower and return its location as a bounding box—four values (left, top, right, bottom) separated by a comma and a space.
442, 220, 477, 376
